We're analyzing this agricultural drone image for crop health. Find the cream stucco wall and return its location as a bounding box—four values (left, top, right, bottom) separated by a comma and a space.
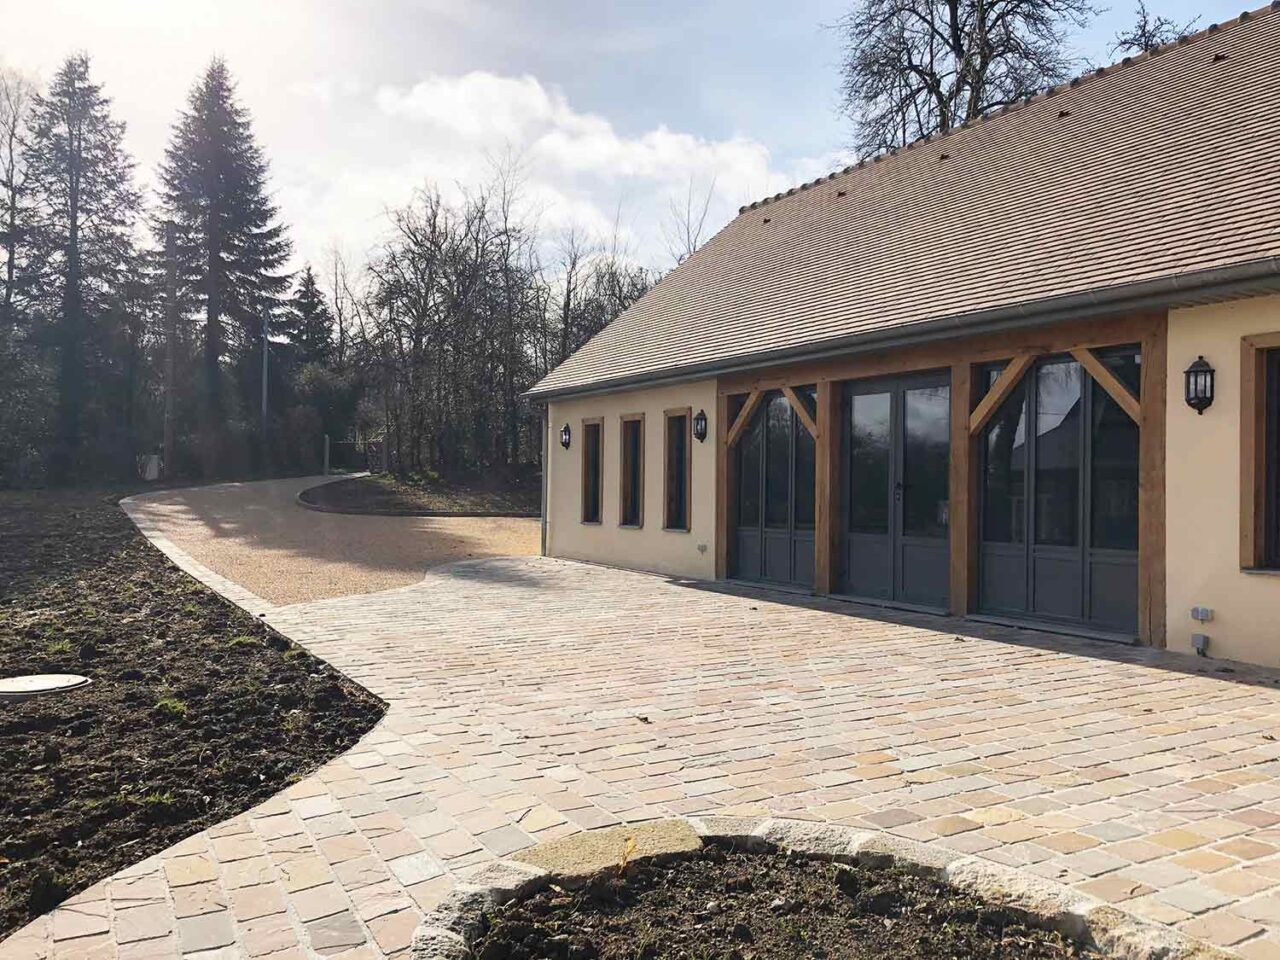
546, 379, 718, 580
1167, 294, 1280, 665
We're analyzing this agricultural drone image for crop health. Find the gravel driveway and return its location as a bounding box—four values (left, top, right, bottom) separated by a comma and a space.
121, 476, 541, 606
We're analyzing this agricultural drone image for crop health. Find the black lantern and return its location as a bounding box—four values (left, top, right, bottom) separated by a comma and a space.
559, 423, 571, 449
1184, 356, 1215, 415
692, 409, 708, 443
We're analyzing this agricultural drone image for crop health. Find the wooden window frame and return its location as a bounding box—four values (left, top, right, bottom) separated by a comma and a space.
663, 407, 693, 532
1241, 333, 1280, 569
580, 417, 603, 526
619, 413, 645, 529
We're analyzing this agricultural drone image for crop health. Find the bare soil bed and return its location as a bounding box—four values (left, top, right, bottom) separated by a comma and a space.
0, 488, 385, 939
301, 473, 539, 516
473, 844, 1099, 960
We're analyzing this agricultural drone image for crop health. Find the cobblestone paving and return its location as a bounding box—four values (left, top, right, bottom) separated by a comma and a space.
10, 492, 1280, 958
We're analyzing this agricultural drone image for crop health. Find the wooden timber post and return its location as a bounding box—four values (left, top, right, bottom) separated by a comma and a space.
949, 361, 977, 616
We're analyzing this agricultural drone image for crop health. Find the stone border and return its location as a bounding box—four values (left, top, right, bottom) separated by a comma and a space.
411, 816, 1237, 960
296, 474, 541, 519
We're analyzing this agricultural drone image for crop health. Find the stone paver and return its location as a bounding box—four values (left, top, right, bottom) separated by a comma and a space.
10, 475, 1280, 957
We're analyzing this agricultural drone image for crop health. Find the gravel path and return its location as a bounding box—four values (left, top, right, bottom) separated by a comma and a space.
122, 476, 541, 606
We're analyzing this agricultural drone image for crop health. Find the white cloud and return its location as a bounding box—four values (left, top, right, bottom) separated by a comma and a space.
363, 70, 821, 267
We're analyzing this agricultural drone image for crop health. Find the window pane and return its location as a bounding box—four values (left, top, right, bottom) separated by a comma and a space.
794, 407, 815, 530
621, 419, 642, 526
665, 414, 688, 530
737, 414, 761, 526
982, 366, 1027, 543
1090, 377, 1139, 551
1099, 345, 1142, 398
1266, 350, 1280, 566
902, 385, 950, 538
1034, 361, 1082, 547
764, 394, 791, 528
849, 392, 890, 534
583, 423, 601, 523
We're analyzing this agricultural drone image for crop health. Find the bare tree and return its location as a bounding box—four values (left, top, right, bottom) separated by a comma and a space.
836, 0, 1095, 156
0, 68, 35, 327
1111, 1, 1198, 55
662, 174, 717, 266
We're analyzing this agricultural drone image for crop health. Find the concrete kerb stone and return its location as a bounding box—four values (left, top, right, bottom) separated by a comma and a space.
411, 816, 1239, 960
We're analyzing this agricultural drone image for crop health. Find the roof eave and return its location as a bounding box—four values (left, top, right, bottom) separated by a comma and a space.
525, 257, 1280, 403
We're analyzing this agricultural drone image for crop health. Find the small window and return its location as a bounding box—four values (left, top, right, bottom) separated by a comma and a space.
582, 419, 602, 524
619, 414, 644, 527
664, 410, 691, 531
1267, 349, 1280, 567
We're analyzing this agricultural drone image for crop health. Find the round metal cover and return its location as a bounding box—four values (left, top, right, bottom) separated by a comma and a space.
0, 674, 92, 700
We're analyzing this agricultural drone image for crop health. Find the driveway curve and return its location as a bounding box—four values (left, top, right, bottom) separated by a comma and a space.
120, 475, 541, 606
8, 478, 1280, 958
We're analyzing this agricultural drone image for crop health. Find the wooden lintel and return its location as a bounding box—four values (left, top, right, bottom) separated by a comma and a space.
781, 385, 819, 439
969, 353, 1035, 436
1071, 347, 1141, 423
725, 389, 764, 449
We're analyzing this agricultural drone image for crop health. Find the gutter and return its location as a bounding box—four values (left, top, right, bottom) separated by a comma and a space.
524, 257, 1280, 403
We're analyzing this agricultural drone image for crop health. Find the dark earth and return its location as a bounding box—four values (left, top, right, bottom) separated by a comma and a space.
0, 488, 385, 939
301, 472, 539, 516
473, 844, 1100, 960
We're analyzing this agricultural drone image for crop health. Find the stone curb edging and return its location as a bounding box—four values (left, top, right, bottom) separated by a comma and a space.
120, 492, 278, 619
295, 474, 540, 519
411, 816, 1237, 960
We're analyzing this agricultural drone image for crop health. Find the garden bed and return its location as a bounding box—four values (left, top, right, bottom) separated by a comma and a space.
299, 473, 539, 516
471, 843, 1096, 960
0, 488, 385, 939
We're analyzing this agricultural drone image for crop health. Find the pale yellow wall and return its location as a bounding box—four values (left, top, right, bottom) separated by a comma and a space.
546, 380, 718, 580
1167, 294, 1280, 665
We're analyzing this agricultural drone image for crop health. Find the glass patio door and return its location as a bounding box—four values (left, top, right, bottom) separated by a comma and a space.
732, 390, 816, 587
978, 349, 1140, 635
842, 373, 951, 609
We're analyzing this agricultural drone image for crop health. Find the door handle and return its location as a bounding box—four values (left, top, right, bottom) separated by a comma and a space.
894, 481, 904, 501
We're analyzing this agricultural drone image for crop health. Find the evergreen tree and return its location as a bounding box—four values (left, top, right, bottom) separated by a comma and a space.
23, 55, 140, 481
157, 58, 290, 472
282, 264, 333, 365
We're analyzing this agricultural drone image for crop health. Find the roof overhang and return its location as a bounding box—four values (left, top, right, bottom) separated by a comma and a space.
525, 257, 1280, 403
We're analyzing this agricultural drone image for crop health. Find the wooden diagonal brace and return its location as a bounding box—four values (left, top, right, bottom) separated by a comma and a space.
969, 353, 1036, 435
1070, 348, 1141, 423
725, 389, 764, 448
781, 385, 819, 439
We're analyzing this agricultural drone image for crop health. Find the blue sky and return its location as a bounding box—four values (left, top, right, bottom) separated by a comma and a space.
4, 0, 1242, 272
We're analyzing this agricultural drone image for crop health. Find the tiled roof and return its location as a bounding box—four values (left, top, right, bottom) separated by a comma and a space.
530, 4, 1280, 399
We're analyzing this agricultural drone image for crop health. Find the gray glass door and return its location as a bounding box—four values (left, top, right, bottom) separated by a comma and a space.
978, 349, 1140, 635
733, 389, 816, 587
841, 374, 951, 609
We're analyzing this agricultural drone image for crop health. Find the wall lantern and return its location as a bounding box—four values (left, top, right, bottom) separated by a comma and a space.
692, 409, 708, 443
1184, 356, 1215, 415
559, 423, 571, 449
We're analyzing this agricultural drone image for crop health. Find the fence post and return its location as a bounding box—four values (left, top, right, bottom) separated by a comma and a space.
323, 434, 330, 476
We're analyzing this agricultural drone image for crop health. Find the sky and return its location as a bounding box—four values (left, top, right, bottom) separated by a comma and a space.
3, 0, 1242, 277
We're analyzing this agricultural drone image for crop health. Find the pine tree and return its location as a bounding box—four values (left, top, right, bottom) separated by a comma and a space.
157, 58, 290, 472
282, 264, 334, 365
23, 55, 140, 481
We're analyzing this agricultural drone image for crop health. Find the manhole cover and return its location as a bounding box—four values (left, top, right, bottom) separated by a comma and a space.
0, 674, 92, 700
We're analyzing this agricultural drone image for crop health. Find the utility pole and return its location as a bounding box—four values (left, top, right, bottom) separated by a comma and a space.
163, 222, 177, 479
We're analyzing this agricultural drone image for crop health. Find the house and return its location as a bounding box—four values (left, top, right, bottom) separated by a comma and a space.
527, 4, 1280, 667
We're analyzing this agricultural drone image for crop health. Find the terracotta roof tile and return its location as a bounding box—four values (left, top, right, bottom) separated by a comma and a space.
531, 5, 1280, 398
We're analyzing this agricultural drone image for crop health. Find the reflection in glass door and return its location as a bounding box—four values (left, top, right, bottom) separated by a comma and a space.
978, 348, 1140, 635
841, 374, 951, 609
733, 389, 816, 586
